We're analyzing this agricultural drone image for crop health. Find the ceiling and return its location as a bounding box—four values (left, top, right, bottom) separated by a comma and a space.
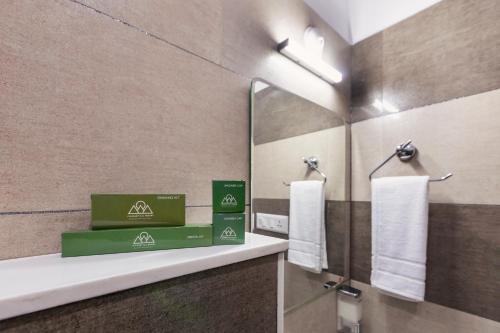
304, 0, 442, 44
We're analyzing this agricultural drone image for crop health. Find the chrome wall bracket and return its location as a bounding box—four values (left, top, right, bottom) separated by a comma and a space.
369, 140, 452, 182
283, 156, 327, 186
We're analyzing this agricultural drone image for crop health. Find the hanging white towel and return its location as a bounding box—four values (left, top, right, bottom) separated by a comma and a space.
288, 180, 327, 273
371, 176, 430, 302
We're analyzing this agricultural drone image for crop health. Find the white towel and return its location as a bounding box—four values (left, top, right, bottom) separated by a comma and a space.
371, 176, 430, 302
288, 180, 327, 273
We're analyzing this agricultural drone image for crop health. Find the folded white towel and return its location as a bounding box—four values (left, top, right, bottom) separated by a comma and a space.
288, 180, 327, 273
371, 176, 430, 302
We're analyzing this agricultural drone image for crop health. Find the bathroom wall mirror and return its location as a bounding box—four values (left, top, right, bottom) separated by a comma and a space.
250, 79, 350, 313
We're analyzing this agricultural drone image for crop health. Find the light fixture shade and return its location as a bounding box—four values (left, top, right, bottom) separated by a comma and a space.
278, 38, 342, 84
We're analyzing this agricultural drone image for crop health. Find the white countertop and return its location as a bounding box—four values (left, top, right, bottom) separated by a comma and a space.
0, 232, 288, 320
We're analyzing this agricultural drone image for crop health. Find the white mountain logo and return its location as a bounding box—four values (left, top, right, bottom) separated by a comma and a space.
132, 231, 155, 247
220, 226, 237, 240
128, 201, 153, 219
221, 194, 237, 206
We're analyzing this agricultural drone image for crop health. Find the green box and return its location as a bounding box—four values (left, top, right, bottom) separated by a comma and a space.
62, 225, 212, 257
91, 194, 185, 230
212, 213, 245, 245
212, 180, 245, 213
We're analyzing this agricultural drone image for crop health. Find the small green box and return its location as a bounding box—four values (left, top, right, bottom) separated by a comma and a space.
62, 225, 212, 257
212, 213, 245, 245
212, 180, 245, 213
91, 194, 185, 230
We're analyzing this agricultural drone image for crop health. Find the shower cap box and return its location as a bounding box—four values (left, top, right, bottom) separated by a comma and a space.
212, 181, 245, 213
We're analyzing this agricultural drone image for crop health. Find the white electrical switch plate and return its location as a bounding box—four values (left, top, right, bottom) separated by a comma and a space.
256, 213, 289, 234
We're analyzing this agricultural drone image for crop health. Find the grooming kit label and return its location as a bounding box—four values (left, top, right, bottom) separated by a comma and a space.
91, 194, 185, 229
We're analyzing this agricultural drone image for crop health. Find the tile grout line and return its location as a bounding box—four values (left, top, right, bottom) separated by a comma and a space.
0, 209, 91, 216
67, 0, 247, 81
350, 200, 500, 207
0, 204, 251, 216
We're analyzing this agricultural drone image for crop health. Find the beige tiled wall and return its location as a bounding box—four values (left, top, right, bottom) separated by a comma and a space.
0, 211, 90, 260
351, 281, 500, 333
284, 291, 337, 333
79, 0, 225, 63
0, 0, 350, 259
80, 0, 352, 116
253, 126, 347, 201
284, 262, 339, 333
352, 88, 500, 204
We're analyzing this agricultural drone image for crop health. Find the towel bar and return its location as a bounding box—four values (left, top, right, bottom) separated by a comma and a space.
283, 156, 327, 186
368, 140, 453, 182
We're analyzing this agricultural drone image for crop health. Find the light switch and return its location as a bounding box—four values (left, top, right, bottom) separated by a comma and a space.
256, 213, 289, 234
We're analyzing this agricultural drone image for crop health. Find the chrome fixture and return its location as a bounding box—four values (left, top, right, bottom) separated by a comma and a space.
369, 140, 453, 182
283, 156, 327, 186
337, 285, 362, 298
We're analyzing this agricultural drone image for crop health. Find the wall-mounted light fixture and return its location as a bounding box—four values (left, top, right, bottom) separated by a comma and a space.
277, 38, 342, 84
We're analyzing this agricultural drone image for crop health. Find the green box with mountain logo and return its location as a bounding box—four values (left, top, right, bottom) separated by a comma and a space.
212, 180, 245, 213
212, 213, 245, 245
91, 194, 185, 230
61, 225, 212, 257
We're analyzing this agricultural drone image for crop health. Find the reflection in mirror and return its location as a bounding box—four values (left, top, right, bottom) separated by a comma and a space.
250, 79, 350, 313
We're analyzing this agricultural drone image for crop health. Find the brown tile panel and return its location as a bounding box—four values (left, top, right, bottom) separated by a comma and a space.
351, 0, 500, 122
350, 201, 372, 283
382, 0, 500, 113
325, 200, 347, 277
350, 201, 500, 321
252, 198, 290, 216
0, 0, 249, 212
425, 203, 500, 322
252, 198, 348, 276
1, 254, 278, 332
253, 84, 345, 145
350, 33, 384, 123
